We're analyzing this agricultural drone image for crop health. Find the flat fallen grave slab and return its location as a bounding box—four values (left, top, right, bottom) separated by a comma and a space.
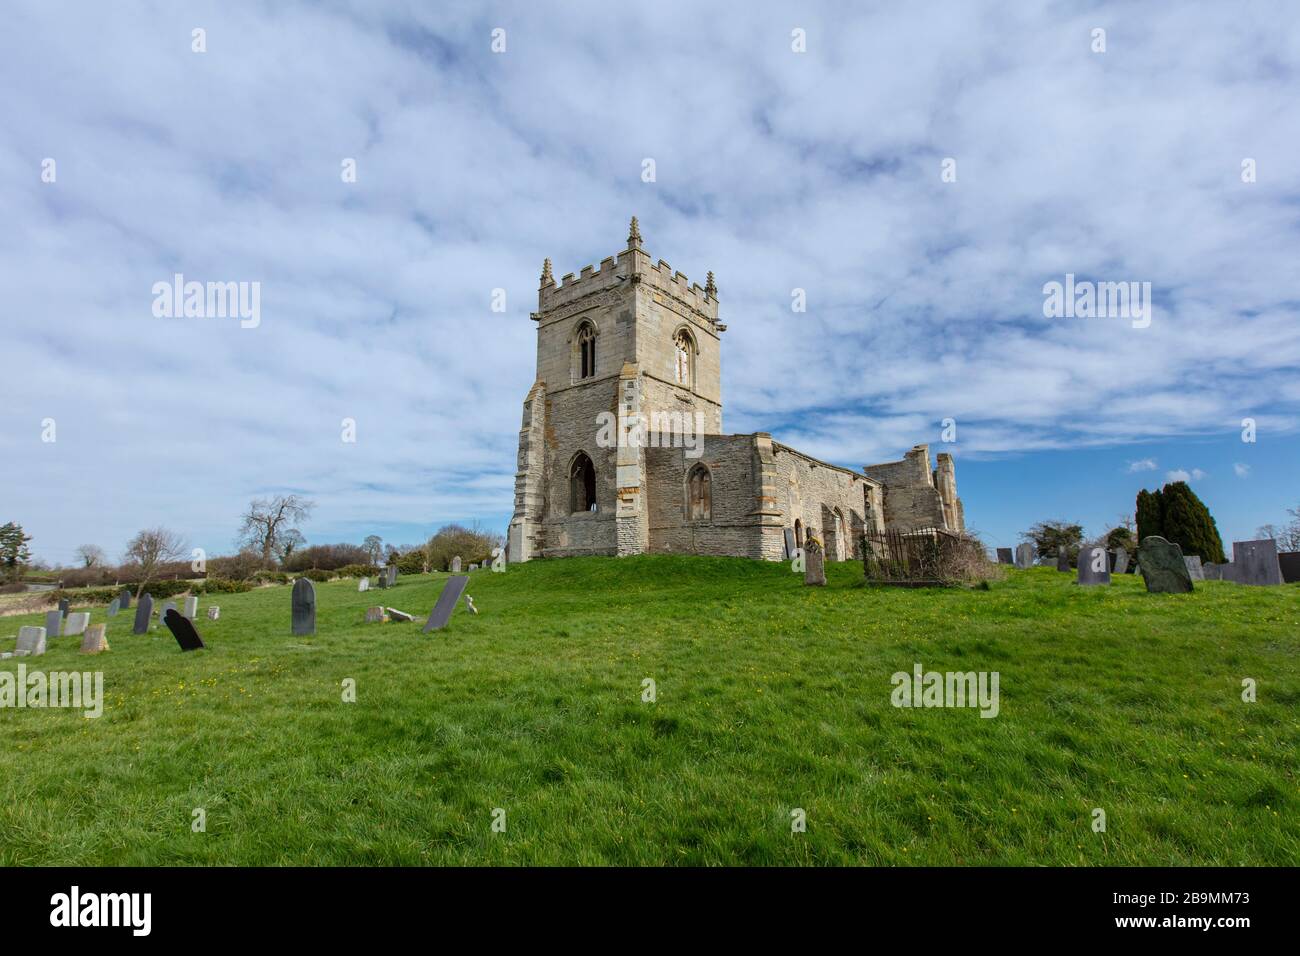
423, 576, 469, 632
386, 608, 414, 622
163, 608, 205, 651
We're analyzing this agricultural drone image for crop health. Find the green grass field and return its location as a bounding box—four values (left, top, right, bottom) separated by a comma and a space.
1, 557, 1297, 866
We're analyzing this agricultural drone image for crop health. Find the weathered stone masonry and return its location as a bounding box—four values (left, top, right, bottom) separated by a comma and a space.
508, 219, 966, 563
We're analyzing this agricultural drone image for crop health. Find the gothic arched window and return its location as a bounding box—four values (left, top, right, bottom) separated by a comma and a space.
576, 322, 597, 380
687, 464, 711, 520
673, 328, 693, 387
570, 452, 596, 513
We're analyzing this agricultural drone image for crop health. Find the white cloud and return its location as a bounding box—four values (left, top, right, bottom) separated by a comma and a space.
1234, 463, 1251, 478
1166, 468, 1207, 482
1127, 458, 1158, 472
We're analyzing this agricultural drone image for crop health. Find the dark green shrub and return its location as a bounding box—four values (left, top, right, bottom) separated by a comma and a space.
196, 578, 254, 594
334, 563, 379, 579
301, 569, 333, 583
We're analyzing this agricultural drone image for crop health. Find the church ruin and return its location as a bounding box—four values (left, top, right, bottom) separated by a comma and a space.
507, 219, 965, 562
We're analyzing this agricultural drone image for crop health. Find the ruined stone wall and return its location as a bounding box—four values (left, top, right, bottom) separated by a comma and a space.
772, 443, 881, 561
863, 444, 949, 533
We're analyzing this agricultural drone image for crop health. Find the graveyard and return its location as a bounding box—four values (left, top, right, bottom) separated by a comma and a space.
1, 556, 1296, 866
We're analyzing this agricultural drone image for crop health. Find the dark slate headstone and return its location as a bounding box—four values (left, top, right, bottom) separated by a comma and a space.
1232, 539, 1284, 586
1184, 555, 1205, 581
120, 589, 131, 609
1056, 550, 1071, 572
1137, 536, 1194, 593
1014, 543, 1035, 569
291, 578, 316, 636
1113, 547, 1130, 575
996, 548, 1013, 565
376, 568, 389, 589
133, 594, 153, 634
44, 609, 62, 638
784, 528, 797, 560
1202, 562, 1223, 581
107, 597, 121, 617
1220, 562, 1242, 583
58, 598, 69, 616
164, 608, 205, 651
1077, 546, 1111, 586
423, 576, 470, 632
1278, 551, 1300, 584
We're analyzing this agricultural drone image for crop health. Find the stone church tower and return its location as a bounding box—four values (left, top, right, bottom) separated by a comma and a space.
509, 219, 966, 562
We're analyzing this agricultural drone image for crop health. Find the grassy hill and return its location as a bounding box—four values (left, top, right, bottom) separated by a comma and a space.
1, 556, 1296, 865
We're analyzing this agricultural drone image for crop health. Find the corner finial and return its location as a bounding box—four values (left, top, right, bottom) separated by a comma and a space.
627, 216, 642, 250
540, 257, 554, 288
705, 271, 717, 300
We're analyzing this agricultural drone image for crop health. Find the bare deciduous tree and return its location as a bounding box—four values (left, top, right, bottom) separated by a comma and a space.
363, 535, 384, 565
123, 527, 186, 597
75, 544, 107, 568
276, 528, 306, 565
238, 495, 314, 567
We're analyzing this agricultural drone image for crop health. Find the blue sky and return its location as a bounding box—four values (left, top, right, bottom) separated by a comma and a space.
2, 0, 1297, 564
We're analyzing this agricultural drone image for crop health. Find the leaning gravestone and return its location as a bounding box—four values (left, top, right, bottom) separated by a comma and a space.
64, 612, 90, 636
44, 609, 62, 638
1232, 539, 1284, 586
107, 598, 121, 617
1183, 556, 1205, 581
1278, 551, 1300, 584
207, 606, 220, 620
133, 594, 153, 634
386, 607, 414, 622
119, 589, 131, 609
804, 537, 827, 586
291, 578, 316, 636
996, 548, 1013, 565
1056, 550, 1071, 572
17, 626, 47, 656
1014, 543, 1035, 569
784, 528, 797, 560
423, 576, 470, 632
183, 596, 199, 619
1137, 536, 1194, 593
451, 556, 462, 573
163, 608, 205, 651
1077, 546, 1111, 586
80, 623, 109, 655
358, 577, 369, 592
1113, 547, 1129, 575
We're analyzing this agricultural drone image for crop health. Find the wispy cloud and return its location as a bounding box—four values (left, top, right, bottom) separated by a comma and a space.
1127, 458, 1158, 473
1234, 463, 1251, 478
1166, 468, 1207, 482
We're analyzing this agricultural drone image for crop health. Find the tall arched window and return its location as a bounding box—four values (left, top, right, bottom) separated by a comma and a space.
576, 322, 597, 380
687, 464, 711, 520
570, 452, 596, 513
673, 328, 693, 386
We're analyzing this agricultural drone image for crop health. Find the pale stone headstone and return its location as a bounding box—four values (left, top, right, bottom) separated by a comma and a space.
386, 607, 414, 622
164, 608, 205, 651
358, 577, 369, 592
1113, 547, 1130, 575
469, 563, 478, 571
44, 609, 62, 638
183, 596, 199, 619
1278, 551, 1300, 584
64, 612, 90, 636
133, 594, 153, 634
1231, 539, 1284, 586
1077, 546, 1111, 586
160, 601, 178, 623
80, 623, 109, 655
451, 556, 462, 573
464, 595, 478, 614
386, 566, 398, 587
107, 598, 121, 617
207, 606, 220, 620
1183, 556, 1205, 581
291, 578, 316, 636
1014, 543, 1035, 569
17, 626, 47, 656
1138, 536, 1194, 593
804, 538, 827, 586
424, 576, 469, 632
365, 605, 386, 623
996, 548, 1013, 565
